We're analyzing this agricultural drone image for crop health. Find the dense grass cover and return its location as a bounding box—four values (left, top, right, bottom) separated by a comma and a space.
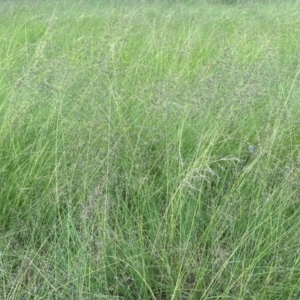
1, 0, 300, 298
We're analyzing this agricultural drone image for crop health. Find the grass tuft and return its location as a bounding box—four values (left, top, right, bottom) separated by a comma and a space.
1, 0, 300, 299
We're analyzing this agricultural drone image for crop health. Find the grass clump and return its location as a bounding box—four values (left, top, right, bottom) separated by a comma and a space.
1, 0, 300, 299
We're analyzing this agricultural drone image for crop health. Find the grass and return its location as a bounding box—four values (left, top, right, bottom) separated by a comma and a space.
1, 0, 300, 298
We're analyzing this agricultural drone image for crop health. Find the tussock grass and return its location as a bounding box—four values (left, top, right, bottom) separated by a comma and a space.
1, 0, 300, 299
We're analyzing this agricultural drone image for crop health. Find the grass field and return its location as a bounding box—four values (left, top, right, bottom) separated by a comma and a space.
1, 0, 300, 299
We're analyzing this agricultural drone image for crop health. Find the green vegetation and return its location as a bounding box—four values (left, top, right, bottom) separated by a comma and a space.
1, 0, 300, 298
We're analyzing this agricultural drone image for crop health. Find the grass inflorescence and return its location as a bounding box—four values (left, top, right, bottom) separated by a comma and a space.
1, 0, 300, 299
